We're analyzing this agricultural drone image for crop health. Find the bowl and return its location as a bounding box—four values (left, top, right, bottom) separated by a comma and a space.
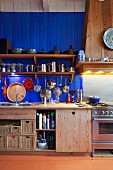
88, 96, 100, 103
37, 141, 47, 149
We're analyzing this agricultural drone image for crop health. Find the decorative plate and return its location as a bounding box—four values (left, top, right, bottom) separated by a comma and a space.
103, 28, 113, 49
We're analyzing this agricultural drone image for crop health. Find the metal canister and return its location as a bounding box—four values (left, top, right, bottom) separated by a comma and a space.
17, 63, 24, 72
58, 64, 66, 72
51, 62, 56, 72
11, 63, 16, 72
41, 64, 46, 72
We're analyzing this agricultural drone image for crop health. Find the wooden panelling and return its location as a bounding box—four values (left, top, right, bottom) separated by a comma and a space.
0, 109, 36, 120
0, 0, 85, 12
56, 109, 92, 152
0, 12, 84, 102
84, 0, 113, 60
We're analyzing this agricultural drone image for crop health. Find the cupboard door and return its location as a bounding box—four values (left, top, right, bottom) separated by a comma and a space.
56, 109, 92, 152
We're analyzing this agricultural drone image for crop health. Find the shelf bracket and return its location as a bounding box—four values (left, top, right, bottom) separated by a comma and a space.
34, 73, 37, 80
71, 74, 74, 80
34, 56, 37, 65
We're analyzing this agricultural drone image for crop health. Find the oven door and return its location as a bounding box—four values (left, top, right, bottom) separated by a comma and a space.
93, 118, 113, 141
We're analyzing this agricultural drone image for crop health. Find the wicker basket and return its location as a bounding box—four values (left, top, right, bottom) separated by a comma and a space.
0, 136, 6, 149
11, 126, 21, 134
21, 120, 34, 134
7, 136, 21, 149
20, 136, 35, 149
0, 126, 11, 134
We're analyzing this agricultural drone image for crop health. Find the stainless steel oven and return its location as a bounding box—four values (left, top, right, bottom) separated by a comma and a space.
92, 104, 113, 151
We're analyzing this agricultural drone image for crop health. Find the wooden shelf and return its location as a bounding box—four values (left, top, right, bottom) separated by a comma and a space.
0, 53, 76, 59
36, 129, 56, 131
0, 72, 75, 80
75, 61, 113, 74
0, 54, 76, 79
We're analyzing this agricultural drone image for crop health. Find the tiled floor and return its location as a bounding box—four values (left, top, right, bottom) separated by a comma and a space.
0, 155, 113, 170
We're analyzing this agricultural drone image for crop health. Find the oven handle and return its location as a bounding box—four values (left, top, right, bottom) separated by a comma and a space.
93, 118, 113, 121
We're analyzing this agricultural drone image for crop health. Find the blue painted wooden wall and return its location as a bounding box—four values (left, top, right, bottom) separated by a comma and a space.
0, 12, 84, 102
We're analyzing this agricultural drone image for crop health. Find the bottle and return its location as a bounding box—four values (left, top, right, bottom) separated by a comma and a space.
47, 113, 50, 129
71, 94, 74, 103
76, 89, 80, 103
42, 113, 46, 129
50, 112, 55, 129
79, 89, 83, 103
67, 93, 71, 103
36, 112, 39, 129
39, 113, 42, 129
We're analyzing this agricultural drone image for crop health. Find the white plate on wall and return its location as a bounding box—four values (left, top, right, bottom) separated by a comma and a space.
103, 28, 113, 49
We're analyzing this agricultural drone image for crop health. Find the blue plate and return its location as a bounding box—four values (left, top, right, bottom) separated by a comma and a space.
103, 28, 113, 49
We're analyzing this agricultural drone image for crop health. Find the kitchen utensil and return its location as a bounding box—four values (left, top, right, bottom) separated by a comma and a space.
59, 76, 63, 86
7, 82, 26, 102
53, 77, 62, 97
48, 45, 62, 54
6, 63, 11, 72
88, 96, 100, 103
47, 62, 56, 72
11, 63, 16, 72
58, 64, 66, 72
2, 63, 6, 72
17, 63, 24, 72
62, 78, 69, 93
38, 48, 46, 54
22, 78, 34, 91
63, 45, 75, 54
41, 64, 46, 72
2, 78, 7, 98
47, 79, 56, 89
34, 78, 41, 92
40, 78, 51, 100
25, 49, 38, 54
10, 48, 24, 54
68, 78, 72, 84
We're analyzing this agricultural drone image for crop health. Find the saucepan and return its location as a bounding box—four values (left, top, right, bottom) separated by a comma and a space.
88, 96, 100, 103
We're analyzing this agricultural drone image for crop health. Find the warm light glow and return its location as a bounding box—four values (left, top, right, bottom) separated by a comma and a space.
11, 73, 18, 76
95, 71, 104, 74
82, 71, 92, 74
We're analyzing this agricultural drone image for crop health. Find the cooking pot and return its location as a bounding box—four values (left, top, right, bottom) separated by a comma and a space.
25, 49, 37, 54
88, 96, 100, 103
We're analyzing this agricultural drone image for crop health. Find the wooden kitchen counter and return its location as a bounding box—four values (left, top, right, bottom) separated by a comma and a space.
0, 102, 92, 109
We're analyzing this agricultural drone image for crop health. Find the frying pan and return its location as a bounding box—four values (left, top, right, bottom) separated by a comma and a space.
62, 78, 69, 93
7, 82, 26, 102
40, 78, 51, 100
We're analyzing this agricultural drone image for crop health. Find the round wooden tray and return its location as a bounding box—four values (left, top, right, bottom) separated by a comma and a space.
7, 82, 26, 102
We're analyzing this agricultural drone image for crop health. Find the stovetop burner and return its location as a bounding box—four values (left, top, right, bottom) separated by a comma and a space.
92, 102, 113, 117
88, 102, 113, 107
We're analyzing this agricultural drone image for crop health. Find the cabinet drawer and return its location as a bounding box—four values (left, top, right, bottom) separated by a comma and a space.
7, 136, 21, 149
11, 126, 21, 134
0, 125, 11, 134
22, 120, 35, 134
20, 136, 35, 149
0, 136, 6, 150
0, 109, 36, 119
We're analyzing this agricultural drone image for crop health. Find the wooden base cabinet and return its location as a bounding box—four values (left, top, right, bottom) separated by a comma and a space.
56, 109, 92, 152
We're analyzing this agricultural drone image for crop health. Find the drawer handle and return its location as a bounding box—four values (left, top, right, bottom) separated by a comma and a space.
72, 112, 75, 115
